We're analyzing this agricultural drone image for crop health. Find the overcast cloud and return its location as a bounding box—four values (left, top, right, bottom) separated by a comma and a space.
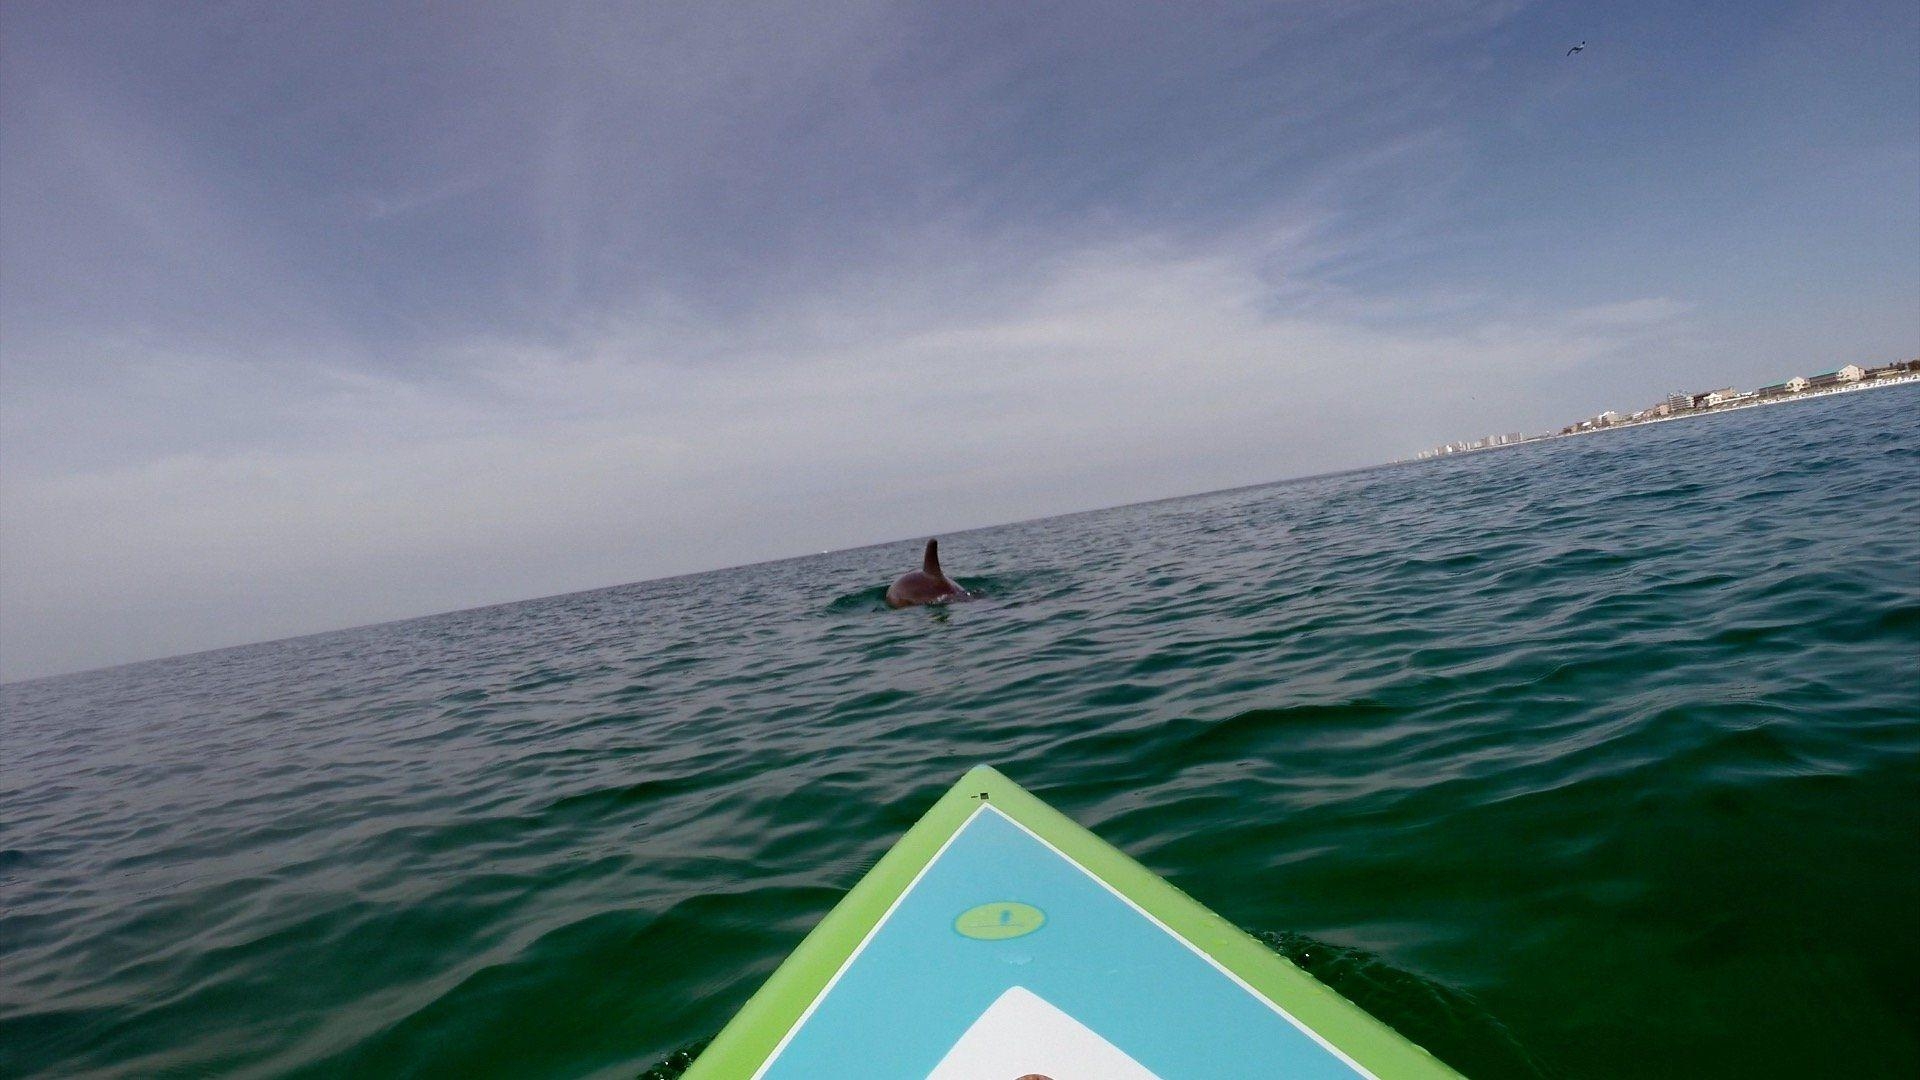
3, 0, 1917, 680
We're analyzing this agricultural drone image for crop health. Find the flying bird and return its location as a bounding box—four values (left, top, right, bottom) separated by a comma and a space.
1567, 41, 1586, 56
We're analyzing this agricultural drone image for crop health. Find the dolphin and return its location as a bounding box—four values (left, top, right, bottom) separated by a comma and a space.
885, 539, 974, 608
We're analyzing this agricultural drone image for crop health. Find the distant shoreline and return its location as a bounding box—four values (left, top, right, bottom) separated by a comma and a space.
1407, 371, 1920, 462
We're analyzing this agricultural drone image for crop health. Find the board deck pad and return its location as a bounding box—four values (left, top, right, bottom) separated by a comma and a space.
683, 767, 1460, 1079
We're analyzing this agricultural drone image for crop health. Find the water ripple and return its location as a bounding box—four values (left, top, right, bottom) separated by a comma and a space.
2, 386, 1917, 1078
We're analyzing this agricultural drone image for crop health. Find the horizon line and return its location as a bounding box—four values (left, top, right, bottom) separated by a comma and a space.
0, 455, 1417, 688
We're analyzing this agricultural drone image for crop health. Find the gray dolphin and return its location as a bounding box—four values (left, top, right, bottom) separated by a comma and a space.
885, 539, 974, 608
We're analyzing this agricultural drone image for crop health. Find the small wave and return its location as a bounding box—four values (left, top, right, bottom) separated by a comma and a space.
822, 585, 891, 613
1176, 700, 1404, 758
544, 771, 715, 819
1870, 602, 1920, 636
951, 573, 1019, 596
1257, 931, 1557, 1079
505, 667, 577, 693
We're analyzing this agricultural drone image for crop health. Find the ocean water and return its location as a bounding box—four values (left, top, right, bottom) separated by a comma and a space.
3, 385, 1917, 1079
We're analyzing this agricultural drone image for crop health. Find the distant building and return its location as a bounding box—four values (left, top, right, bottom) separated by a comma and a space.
1808, 364, 1866, 388
1418, 357, 1902, 463
1756, 376, 1810, 396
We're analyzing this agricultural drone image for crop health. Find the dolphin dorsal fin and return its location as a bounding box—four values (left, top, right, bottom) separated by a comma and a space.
923, 539, 942, 576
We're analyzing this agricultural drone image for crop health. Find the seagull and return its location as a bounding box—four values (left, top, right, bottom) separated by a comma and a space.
1567, 40, 1586, 56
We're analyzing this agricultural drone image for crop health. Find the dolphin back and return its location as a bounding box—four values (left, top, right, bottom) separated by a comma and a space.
885, 538, 973, 608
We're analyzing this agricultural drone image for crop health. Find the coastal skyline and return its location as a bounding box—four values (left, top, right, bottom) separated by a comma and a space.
1415, 355, 1920, 459
4, 1, 1918, 681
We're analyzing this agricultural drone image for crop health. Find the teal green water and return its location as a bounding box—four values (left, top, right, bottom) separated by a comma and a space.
3, 386, 1917, 1078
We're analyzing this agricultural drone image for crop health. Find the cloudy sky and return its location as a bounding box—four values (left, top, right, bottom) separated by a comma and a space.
3, 1, 1916, 680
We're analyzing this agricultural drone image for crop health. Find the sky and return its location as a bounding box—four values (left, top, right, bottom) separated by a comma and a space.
2, 1, 1916, 681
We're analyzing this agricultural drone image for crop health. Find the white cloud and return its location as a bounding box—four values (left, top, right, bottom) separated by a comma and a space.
1569, 297, 1692, 327
1, 229, 1683, 679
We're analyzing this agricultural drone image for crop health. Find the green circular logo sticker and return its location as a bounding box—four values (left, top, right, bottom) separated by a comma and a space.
954, 901, 1046, 940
